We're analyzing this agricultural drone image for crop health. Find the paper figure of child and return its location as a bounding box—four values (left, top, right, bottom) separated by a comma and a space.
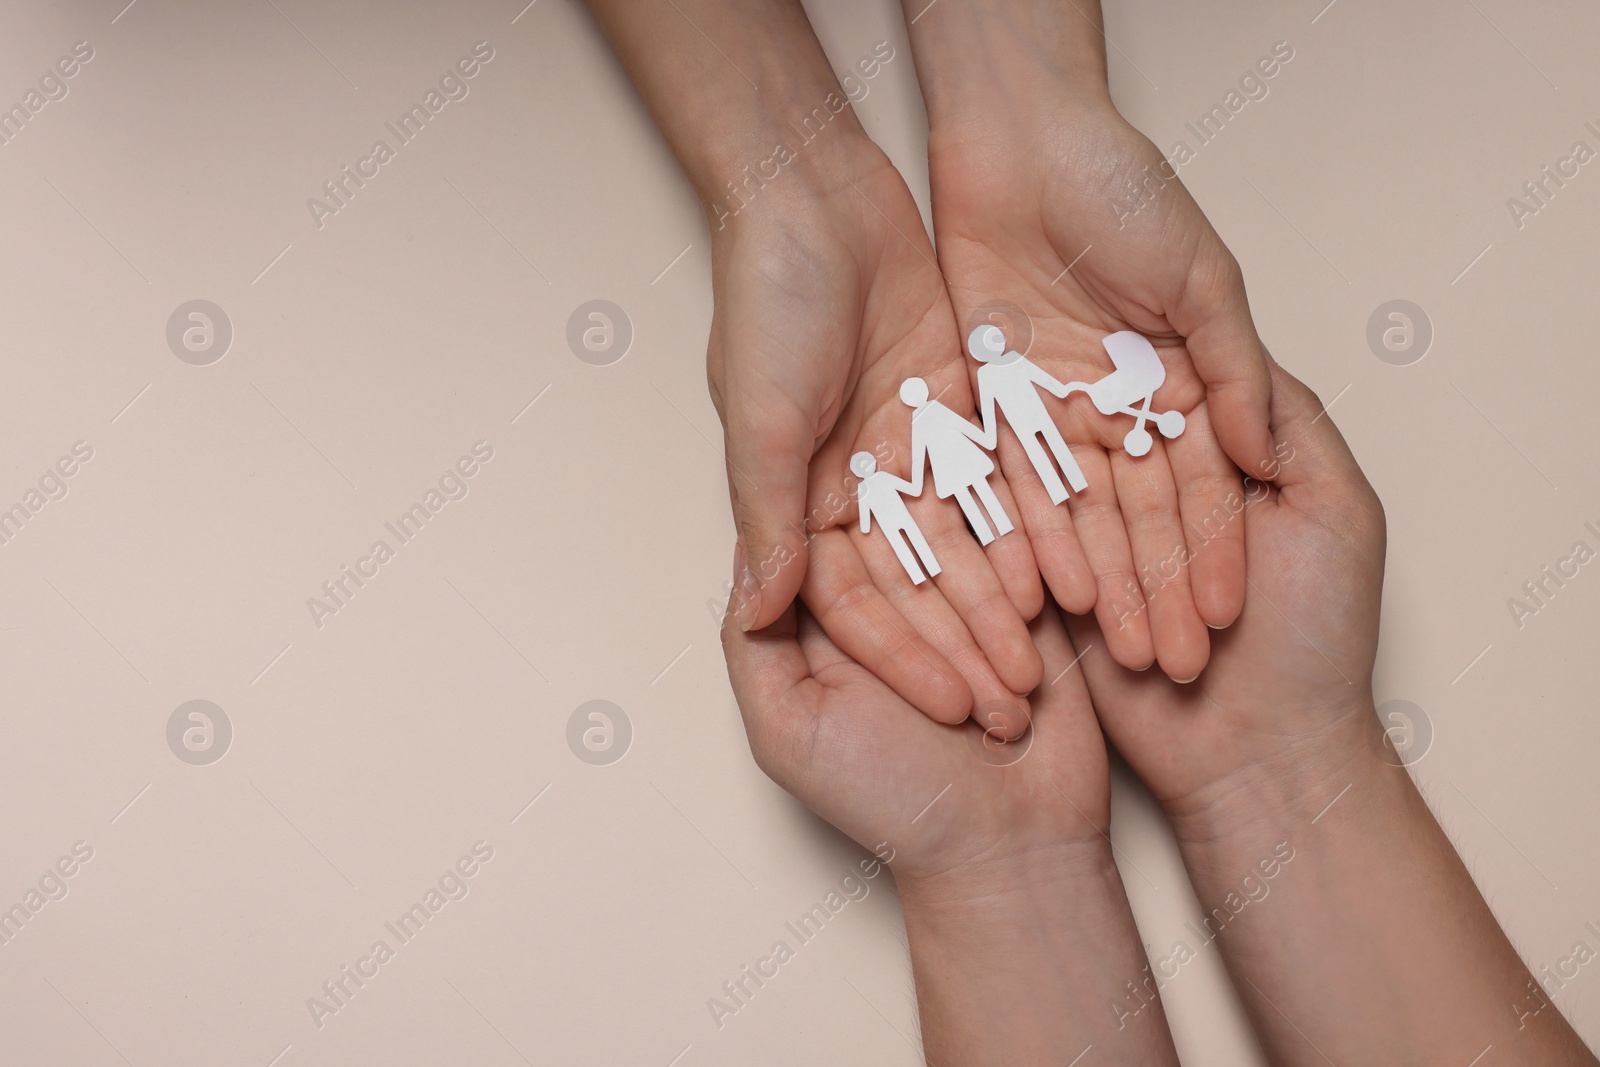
968, 324, 1089, 505
851, 452, 941, 584
899, 377, 1015, 545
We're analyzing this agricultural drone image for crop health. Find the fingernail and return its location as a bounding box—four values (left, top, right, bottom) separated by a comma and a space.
1172, 675, 1199, 684
733, 539, 761, 631
1206, 622, 1227, 630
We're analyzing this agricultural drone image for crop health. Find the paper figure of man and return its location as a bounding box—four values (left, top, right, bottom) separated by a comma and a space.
968, 324, 1089, 505
900, 376, 1015, 545
852, 451, 941, 584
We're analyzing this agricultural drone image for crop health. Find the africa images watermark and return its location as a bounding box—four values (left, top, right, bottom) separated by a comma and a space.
305, 840, 495, 1029
305, 441, 495, 629
1506, 518, 1600, 631
0, 40, 95, 149
0, 841, 96, 951
1113, 40, 1296, 229
1108, 439, 1297, 632
1111, 839, 1296, 1030
306, 41, 496, 230
0, 440, 95, 549
1514, 916, 1600, 1032
708, 40, 897, 230
1505, 122, 1600, 231
705, 841, 895, 1030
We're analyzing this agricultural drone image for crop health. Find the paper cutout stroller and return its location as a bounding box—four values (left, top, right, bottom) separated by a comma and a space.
1063, 330, 1186, 457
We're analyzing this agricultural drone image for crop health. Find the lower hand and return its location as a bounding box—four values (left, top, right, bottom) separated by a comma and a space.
1067, 359, 1384, 832
723, 595, 1181, 1064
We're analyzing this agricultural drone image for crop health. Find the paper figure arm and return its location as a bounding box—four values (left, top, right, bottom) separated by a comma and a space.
976, 377, 1000, 449
883, 473, 918, 496
858, 482, 872, 534
956, 410, 996, 451
1030, 359, 1075, 399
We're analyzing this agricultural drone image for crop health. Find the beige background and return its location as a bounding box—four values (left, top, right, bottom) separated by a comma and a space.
1, 0, 1597, 1063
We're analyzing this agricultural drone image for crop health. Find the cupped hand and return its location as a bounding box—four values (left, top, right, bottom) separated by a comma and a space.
1067, 360, 1385, 824
929, 98, 1275, 682
722, 590, 1112, 888
708, 134, 1046, 732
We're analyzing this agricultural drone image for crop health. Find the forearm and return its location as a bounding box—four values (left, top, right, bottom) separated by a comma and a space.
899, 844, 1180, 1066
582, 0, 871, 212
1169, 717, 1597, 1066
896, 0, 1112, 131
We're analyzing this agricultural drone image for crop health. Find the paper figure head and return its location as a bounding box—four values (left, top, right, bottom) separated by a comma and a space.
849, 451, 877, 478
967, 324, 1008, 363
899, 377, 930, 407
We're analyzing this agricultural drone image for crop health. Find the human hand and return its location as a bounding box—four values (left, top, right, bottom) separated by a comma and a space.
723, 595, 1108, 883
578, 0, 1046, 726
710, 133, 1047, 730
1067, 359, 1383, 829
723, 596, 1182, 1064
927, 93, 1274, 683
1069, 363, 1600, 1067
895, 0, 1275, 679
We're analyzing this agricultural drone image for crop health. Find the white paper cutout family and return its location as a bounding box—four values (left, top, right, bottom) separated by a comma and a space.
854, 326, 1186, 584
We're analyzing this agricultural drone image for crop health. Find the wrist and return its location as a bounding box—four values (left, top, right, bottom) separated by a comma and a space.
902, 0, 1114, 135
896, 837, 1117, 916
1163, 703, 1408, 865
585, 0, 884, 234
899, 838, 1182, 1065
696, 120, 885, 240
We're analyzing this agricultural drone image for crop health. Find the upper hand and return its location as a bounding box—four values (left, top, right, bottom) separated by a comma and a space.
708, 134, 1047, 731
928, 96, 1275, 682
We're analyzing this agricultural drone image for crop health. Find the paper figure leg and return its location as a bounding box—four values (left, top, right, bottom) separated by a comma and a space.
887, 527, 928, 585
973, 478, 1015, 537
952, 486, 995, 545
1019, 431, 1069, 504
1039, 419, 1089, 494
905, 520, 942, 579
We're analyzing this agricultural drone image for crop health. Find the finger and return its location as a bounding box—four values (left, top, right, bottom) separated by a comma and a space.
721, 594, 807, 709
802, 527, 973, 724
723, 388, 816, 633
1165, 402, 1247, 629
971, 602, 1083, 758
720, 595, 818, 774
995, 422, 1098, 615
1109, 441, 1210, 683
851, 502, 1036, 726
1063, 609, 1184, 760
977, 468, 1047, 622
1173, 241, 1275, 481
906, 492, 1044, 695
1026, 599, 1094, 716
1265, 361, 1378, 498
1062, 444, 1155, 671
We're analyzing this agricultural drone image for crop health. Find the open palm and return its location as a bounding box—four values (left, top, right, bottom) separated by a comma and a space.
723, 598, 1111, 883
1067, 362, 1385, 814
930, 105, 1273, 682
709, 146, 1046, 731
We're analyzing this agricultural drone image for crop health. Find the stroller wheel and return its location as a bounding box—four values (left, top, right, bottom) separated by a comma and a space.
1156, 409, 1186, 439
1124, 426, 1154, 457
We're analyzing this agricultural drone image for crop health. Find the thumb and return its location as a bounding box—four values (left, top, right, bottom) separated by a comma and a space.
1262, 360, 1383, 522
1174, 243, 1277, 482
724, 390, 814, 632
